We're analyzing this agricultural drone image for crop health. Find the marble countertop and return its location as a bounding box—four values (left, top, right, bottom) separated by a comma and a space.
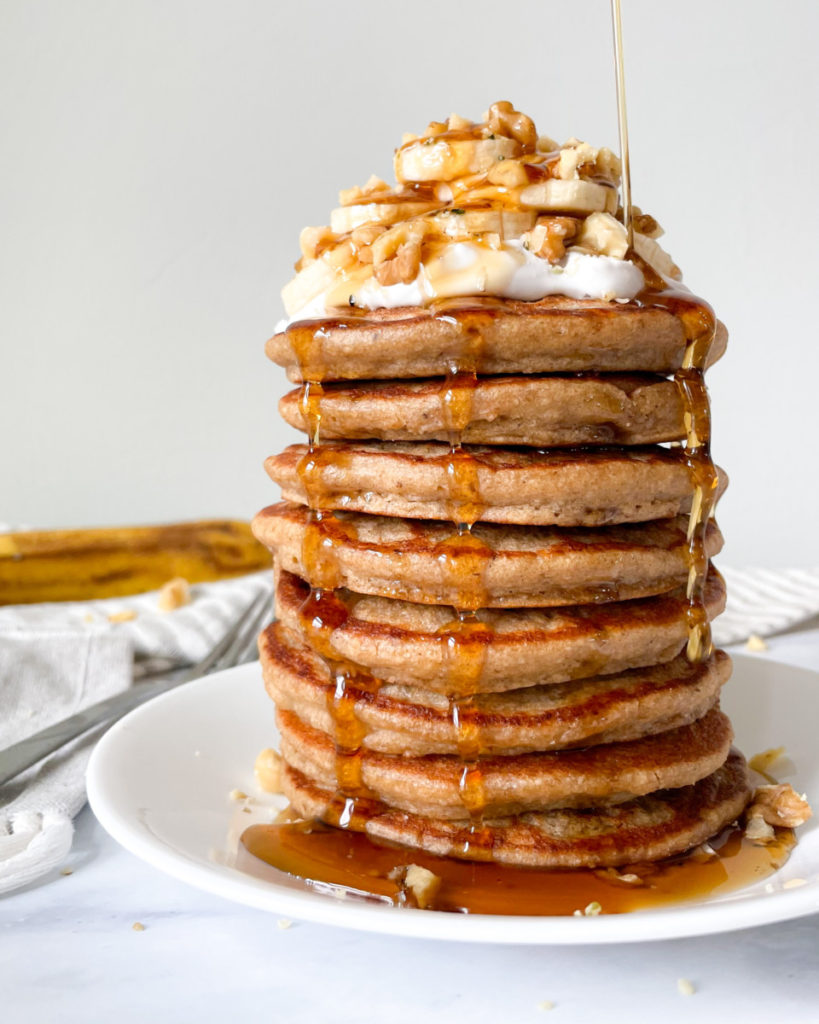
3, 629, 819, 1024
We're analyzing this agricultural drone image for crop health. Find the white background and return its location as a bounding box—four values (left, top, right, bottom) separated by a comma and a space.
2, 0, 817, 566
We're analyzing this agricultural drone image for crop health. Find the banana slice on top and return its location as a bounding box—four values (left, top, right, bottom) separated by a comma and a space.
633, 232, 681, 280
431, 208, 537, 238
331, 199, 441, 234
395, 135, 520, 183
281, 241, 356, 317
520, 179, 618, 215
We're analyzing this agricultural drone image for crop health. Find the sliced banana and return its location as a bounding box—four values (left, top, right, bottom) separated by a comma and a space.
519, 179, 618, 215
395, 136, 520, 183
281, 241, 355, 316
431, 208, 537, 238
330, 200, 440, 234
633, 232, 681, 280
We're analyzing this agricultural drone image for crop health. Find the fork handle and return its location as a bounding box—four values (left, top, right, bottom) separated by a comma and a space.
0, 674, 184, 789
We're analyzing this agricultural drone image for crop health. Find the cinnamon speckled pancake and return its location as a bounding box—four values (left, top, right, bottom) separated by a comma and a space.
254, 503, 723, 607
279, 374, 687, 447
277, 705, 732, 818
267, 299, 728, 382
265, 442, 726, 527
280, 750, 750, 868
259, 622, 732, 756
273, 568, 727, 694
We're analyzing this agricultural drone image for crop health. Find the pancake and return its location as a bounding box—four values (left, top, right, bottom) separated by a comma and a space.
266, 442, 726, 527
253, 503, 723, 607
277, 705, 732, 818
268, 299, 728, 382
260, 623, 732, 756
274, 568, 727, 694
280, 750, 751, 868
279, 373, 687, 447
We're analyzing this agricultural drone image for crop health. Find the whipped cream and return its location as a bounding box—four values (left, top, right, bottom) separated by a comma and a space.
280, 241, 644, 326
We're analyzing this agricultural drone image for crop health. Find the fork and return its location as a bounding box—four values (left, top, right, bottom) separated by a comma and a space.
0, 588, 272, 788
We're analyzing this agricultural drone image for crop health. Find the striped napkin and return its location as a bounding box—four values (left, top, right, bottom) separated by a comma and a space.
713, 567, 819, 646
0, 571, 272, 896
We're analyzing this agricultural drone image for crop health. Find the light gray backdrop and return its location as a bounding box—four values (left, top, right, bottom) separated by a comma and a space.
2, 0, 816, 566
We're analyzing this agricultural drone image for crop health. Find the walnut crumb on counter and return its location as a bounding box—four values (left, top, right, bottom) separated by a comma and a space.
132, 922, 146, 932
108, 609, 137, 623
745, 633, 768, 652
677, 978, 695, 996
158, 577, 191, 612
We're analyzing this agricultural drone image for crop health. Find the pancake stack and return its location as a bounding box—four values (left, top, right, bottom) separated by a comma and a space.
253, 104, 751, 869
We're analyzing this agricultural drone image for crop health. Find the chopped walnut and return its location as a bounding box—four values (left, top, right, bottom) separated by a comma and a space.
748, 784, 812, 828
372, 221, 429, 285
572, 900, 602, 916
522, 216, 578, 263
338, 175, 390, 206
350, 223, 387, 264
447, 112, 472, 131
595, 147, 622, 183
577, 212, 629, 259
632, 205, 663, 238
745, 633, 768, 653
485, 101, 536, 152
108, 609, 137, 623
745, 815, 776, 845
425, 120, 448, 137
299, 225, 337, 261
557, 140, 598, 180
158, 577, 191, 612
403, 864, 441, 909
254, 747, 285, 794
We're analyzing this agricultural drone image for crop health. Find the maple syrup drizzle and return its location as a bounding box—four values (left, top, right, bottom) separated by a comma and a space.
239, 820, 796, 915
291, 325, 374, 826
639, 286, 719, 663
425, 304, 499, 849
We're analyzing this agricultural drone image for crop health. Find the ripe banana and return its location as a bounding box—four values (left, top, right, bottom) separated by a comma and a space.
520, 179, 618, 215
0, 521, 270, 604
431, 208, 537, 238
395, 136, 520, 183
330, 199, 441, 234
282, 241, 355, 316
633, 232, 681, 279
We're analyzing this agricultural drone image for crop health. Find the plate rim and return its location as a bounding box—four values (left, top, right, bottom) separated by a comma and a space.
87, 654, 819, 945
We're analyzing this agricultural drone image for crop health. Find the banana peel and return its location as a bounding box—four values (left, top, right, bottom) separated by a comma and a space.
0, 520, 271, 605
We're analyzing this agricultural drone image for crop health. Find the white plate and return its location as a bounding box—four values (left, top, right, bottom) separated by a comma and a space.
87, 655, 819, 944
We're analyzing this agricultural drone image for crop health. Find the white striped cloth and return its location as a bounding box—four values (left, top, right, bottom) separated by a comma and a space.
714, 566, 819, 646
0, 571, 273, 896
